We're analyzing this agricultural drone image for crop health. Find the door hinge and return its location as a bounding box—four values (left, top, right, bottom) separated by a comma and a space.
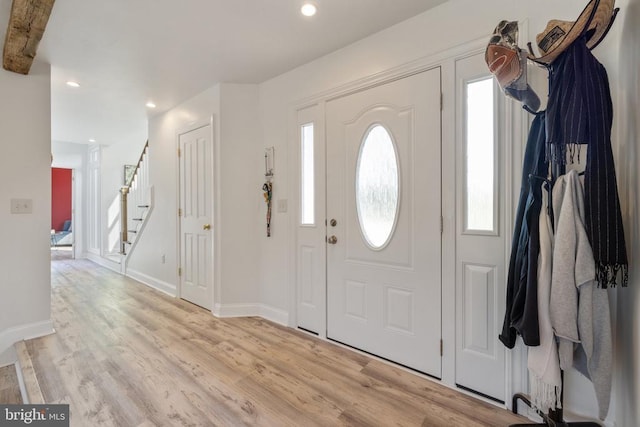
440, 216, 444, 234
178, 208, 182, 217
178, 267, 182, 277
178, 148, 181, 157
440, 339, 443, 357
440, 92, 443, 111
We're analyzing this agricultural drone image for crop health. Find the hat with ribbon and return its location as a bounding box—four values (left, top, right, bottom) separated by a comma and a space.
485, 20, 540, 112
528, 0, 616, 64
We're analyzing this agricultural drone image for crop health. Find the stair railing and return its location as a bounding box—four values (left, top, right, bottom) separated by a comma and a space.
119, 141, 149, 255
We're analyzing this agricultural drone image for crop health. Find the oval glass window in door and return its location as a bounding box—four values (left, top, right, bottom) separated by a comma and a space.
355, 124, 400, 249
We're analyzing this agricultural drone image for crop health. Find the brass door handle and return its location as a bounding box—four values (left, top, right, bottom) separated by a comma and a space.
203, 224, 211, 230
327, 235, 337, 244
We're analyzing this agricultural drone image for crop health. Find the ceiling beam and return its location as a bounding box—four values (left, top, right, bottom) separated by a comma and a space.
3, 0, 55, 75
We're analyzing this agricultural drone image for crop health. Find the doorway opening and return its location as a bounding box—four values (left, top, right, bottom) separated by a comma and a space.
51, 167, 74, 260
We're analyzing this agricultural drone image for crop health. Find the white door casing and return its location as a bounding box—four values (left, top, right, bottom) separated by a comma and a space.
178, 124, 214, 310
87, 146, 101, 255
454, 53, 507, 401
71, 169, 76, 259
326, 69, 442, 377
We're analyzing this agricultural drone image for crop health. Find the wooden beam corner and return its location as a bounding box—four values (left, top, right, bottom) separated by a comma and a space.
3, 0, 55, 75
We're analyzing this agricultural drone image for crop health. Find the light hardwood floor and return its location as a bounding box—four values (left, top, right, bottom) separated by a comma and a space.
23, 257, 528, 426
0, 365, 22, 404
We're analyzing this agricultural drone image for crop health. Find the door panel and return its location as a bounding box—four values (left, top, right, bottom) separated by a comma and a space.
179, 125, 213, 310
455, 53, 506, 401
296, 106, 326, 334
326, 69, 442, 377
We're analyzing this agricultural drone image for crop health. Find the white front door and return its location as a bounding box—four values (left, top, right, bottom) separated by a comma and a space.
179, 124, 214, 310
326, 69, 442, 377
454, 53, 506, 401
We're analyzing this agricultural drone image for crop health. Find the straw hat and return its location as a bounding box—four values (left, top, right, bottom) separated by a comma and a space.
529, 0, 615, 64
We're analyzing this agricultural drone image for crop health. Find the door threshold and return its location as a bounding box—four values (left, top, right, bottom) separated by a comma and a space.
456, 383, 505, 405
327, 337, 441, 381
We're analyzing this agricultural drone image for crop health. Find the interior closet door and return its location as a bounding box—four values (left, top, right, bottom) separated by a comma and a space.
454, 53, 506, 401
326, 69, 442, 377
178, 124, 214, 310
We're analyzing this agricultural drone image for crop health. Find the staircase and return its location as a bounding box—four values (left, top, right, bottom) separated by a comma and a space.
119, 141, 152, 268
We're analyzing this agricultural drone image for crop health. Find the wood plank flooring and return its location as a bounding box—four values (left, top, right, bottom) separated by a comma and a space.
23, 257, 529, 426
0, 364, 22, 404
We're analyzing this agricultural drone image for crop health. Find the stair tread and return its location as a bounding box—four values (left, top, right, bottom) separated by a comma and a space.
15, 341, 44, 404
0, 364, 22, 404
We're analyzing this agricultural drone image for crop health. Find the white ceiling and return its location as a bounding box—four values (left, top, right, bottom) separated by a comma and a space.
4, 0, 447, 146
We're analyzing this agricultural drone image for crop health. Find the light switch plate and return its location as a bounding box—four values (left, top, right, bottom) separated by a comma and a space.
11, 198, 33, 214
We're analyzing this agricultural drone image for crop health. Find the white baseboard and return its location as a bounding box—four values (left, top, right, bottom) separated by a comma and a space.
212, 303, 289, 326
212, 303, 257, 318
86, 253, 122, 273
258, 304, 289, 326
0, 320, 55, 357
126, 268, 177, 297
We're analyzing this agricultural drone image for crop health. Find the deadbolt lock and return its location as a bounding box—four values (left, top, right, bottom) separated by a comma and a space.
330, 219, 337, 227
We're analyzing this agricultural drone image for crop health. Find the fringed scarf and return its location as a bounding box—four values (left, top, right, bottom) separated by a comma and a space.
545, 37, 628, 288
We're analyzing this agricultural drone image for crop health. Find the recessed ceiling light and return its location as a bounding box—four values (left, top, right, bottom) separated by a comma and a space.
301, 2, 317, 17
66, 81, 80, 88
88, 138, 96, 143
146, 102, 156, 108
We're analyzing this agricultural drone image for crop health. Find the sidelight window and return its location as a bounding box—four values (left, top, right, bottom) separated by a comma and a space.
464, 78, 496, 233
301, 123, 315, 225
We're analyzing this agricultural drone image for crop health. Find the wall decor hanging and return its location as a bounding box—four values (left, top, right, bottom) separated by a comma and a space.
263, 147, 274, 237
262, 180, 273, 237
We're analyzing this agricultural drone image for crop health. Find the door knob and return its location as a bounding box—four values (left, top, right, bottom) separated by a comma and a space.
203, 224, 211, 230
327, 235, 338, 244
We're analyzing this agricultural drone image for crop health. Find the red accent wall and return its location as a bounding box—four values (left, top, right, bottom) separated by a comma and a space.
51, 168, 72, 231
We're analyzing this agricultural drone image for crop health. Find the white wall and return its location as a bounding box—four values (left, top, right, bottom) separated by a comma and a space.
52, 140, 88, 169
127, 85, 221, 293
216, 84, 261, 308
128, 84, 261, 312
0, 61, 54, 357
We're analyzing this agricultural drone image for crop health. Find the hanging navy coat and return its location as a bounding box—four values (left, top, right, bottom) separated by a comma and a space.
499, 112, 548, 349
